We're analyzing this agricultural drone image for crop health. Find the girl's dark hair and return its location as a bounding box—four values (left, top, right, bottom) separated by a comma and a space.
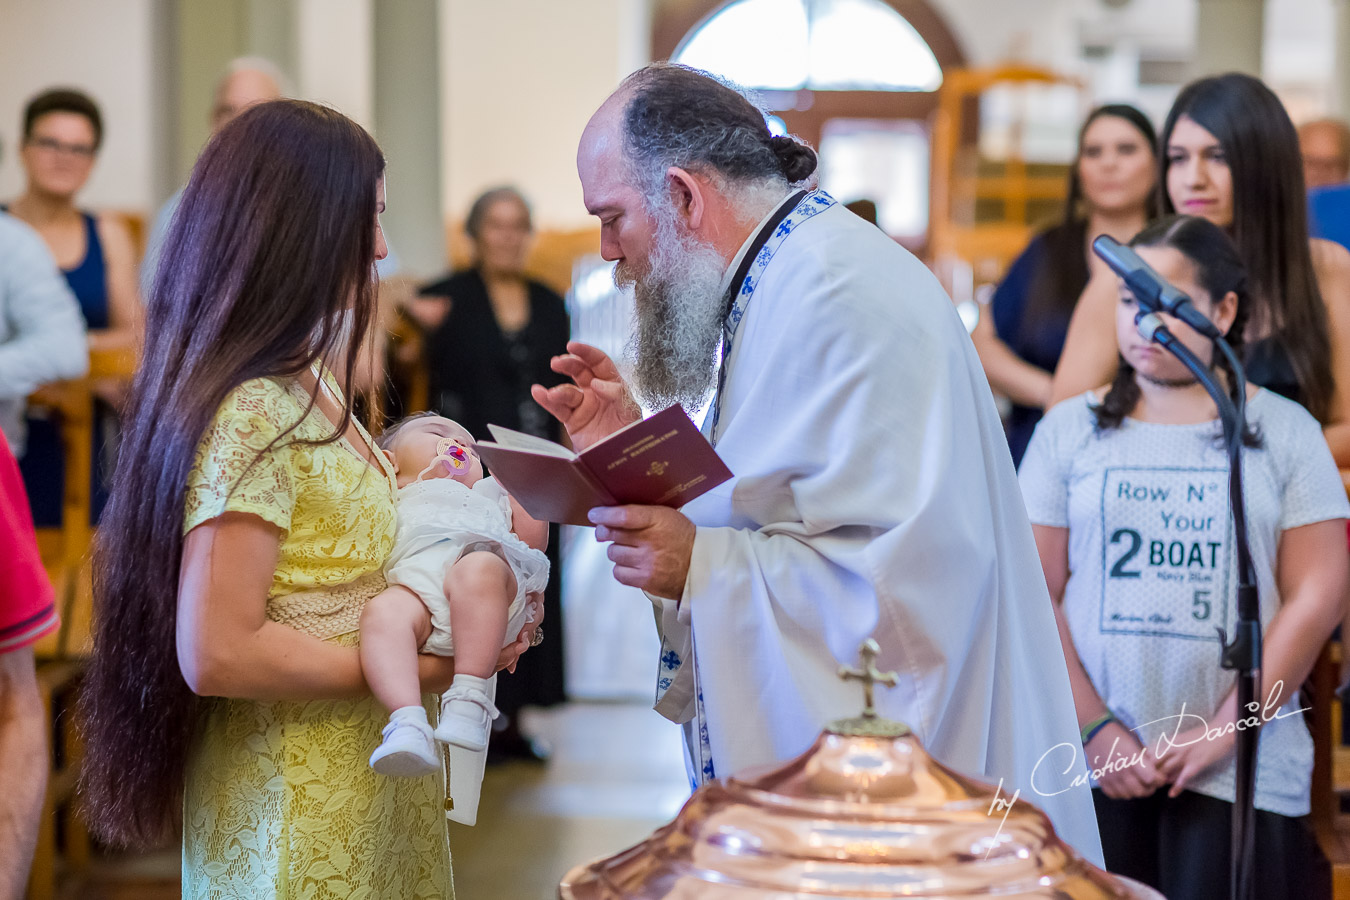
24, 87, 104, 149
1092, 215, 1261, 447
465, 186, 532, 240
1031, 104, 1159, 326
1159, 72, 1334, 423
80, 99, 385, 849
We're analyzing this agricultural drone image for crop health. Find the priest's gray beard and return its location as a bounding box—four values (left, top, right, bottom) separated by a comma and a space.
615, 203, 728, 411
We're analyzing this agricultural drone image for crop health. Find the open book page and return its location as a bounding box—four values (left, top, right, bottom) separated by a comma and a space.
481, 424, 577, 460
475, 427, 613, 524
476, 405, 730, 525
475, 449, 615, 524
575, 405, 732, 508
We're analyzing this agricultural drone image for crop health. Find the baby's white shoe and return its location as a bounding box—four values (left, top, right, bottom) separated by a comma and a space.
435, 675, 499, 752
370, 706, 439, 777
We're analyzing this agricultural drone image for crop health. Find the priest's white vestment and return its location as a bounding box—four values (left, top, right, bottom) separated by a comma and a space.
651, 191, 1104, 865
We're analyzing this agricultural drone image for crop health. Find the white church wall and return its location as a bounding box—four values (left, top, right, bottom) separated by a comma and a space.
0, 0, 155, 213
296, 0, 376, 130
1264, 0, 1334, 120
930, 0, 1080, 69
439, 0, 652, 231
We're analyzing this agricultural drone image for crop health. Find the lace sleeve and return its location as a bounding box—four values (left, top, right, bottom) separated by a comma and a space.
184, 379, 299, 535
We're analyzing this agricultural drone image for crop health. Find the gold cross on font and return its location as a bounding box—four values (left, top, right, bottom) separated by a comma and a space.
837, 638, 899, 718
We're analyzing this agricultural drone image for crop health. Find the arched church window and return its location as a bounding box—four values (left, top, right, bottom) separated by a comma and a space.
673, 0, 943, 93
666, 0, 955, 244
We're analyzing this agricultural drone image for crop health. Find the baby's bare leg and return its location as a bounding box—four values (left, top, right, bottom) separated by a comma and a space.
360, 585, 434, 713
445, 550, 517, 680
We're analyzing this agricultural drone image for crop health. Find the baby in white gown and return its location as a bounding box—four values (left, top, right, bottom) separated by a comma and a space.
361, 412, 549, 777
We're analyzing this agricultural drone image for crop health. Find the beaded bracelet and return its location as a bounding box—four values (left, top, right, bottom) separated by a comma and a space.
1080, 712, 1117, 745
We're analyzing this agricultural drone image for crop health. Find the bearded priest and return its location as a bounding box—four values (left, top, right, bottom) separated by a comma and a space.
532, 63, 1104, 864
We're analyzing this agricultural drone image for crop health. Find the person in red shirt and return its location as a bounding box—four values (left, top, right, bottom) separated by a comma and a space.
0, 436, 58, 898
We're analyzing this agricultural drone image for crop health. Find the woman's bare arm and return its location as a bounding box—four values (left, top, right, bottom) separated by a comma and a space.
1153, 518, 1349, 794
1033, 522, 1162, 797
1048, 273, 1120, 408
970, 304, 1053, 408
90, 213, 143, 351
177, 512, 457, 701
1311, 239, 1350, 466
1033, 524, 1111, 726
0, 646, 46, 899
1260, 519, 1349, 715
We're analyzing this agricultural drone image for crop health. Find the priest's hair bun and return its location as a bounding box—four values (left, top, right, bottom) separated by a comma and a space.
768, 135, 817, 183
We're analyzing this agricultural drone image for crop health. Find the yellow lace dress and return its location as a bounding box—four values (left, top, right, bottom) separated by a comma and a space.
180, 374, 453, 899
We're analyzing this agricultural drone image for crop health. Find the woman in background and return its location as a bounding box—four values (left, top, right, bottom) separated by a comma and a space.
411, 186, 570, 760
6, 87, 141, 524
972, 104, 1157, 465
1049, 74, 1350, 466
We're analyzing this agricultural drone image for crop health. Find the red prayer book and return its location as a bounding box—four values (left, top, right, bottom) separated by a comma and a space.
475, 404, 732, 526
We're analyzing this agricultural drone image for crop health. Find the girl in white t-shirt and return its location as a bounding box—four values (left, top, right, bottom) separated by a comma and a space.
1020, 215, 1348, 900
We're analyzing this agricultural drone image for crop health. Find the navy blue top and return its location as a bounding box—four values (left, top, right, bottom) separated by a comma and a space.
62, 212, 108, 328
990, 221, 1090, 466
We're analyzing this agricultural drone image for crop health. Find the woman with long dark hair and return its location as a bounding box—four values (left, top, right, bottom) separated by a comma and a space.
79, 101, 528, 896
1023, 216, 1346, 899
973, 103, 1157, 465
1049, 73, 1350, 464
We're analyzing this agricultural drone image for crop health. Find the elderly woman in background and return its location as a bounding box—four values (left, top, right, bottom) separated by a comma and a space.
972, 104, 1157, 466
410, 186, 570, 760
5, 87, 141, 525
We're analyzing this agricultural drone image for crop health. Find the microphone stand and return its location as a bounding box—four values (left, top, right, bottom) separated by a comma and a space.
1135, 313, 1260, 900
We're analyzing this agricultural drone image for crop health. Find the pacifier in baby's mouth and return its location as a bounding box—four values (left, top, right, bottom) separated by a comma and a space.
415, 436, 473, 482
437, 437, 468, 471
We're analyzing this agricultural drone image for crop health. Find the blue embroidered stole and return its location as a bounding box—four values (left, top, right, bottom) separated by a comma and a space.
653, 189, 838, 788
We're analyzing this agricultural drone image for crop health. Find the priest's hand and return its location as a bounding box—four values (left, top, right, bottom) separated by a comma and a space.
589, 504, 695, 599
531, 341, 642, 451
1085, 721, 1163, 800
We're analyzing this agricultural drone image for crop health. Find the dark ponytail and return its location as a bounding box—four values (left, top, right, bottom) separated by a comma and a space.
1092, 215, 1262, 447
621, 63, 818, 203
768, 134, 817, 183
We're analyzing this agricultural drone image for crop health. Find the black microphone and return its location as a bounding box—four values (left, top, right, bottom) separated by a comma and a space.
1092, 235, 1223, 340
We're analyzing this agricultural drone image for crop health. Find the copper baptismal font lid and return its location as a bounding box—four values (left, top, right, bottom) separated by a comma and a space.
560, 640, 1162, 899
